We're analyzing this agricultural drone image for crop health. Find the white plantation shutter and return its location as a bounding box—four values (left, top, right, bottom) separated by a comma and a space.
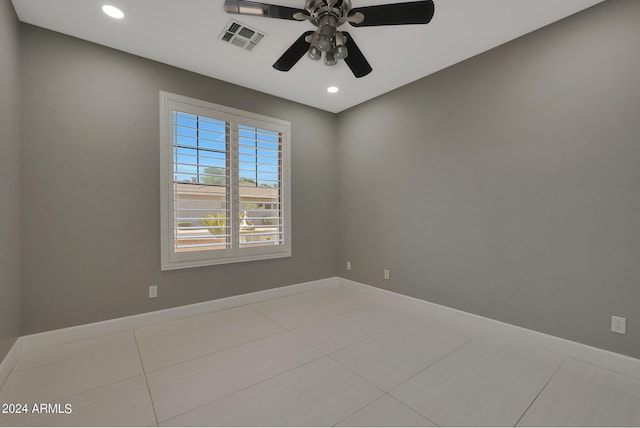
173, 112, 232, 252
237, 123, 284, 249
160, 92, 291, 270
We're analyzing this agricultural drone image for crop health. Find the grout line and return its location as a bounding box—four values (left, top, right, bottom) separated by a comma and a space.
263, 292, 474, 426
149, 290, 380, 424
513, 355, 566, 427
11, 332, 135, 375
340, 279, 640, 380
132, 305, 252, 344
389, 337, 472, 394
324, 353, 442, 426
137, 307, 287, 375
140, 326, 297, 375
1, 364, 147, 421
248, 292, 375, 337
323, 333, 470, 401
387, 394, 440, 427
154, 353, 327, 424
331, 393, 385, 427
381, 338, 472, 420
133, 331, 160, 427
290, 316, 411, 357
146, 332, 294, 374
244, 302, 291, 329
136, 286, 374, 379
19, 278, 339, 353
14, 284, 635, 426
565, 355, 640, 383
471, 332, 567, 369
552, 358, 640, 402
330, 392, 442, 427
279, 302, 407, 355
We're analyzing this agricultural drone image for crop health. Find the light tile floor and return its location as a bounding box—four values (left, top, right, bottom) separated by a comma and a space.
1, 285, 639, 427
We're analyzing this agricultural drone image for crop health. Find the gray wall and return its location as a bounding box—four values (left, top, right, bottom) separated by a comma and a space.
337, 0, 640, 358
20, 25, 338, 334
0, 0, 21, 361
13, 0, 640, 360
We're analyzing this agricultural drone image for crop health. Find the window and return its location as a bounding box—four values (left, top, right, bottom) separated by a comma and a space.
160, 92, 291, 270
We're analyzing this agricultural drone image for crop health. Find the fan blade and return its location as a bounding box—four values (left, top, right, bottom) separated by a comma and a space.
350, 0, 435, 27
273, 31, 315, 72
224, 0, 305, 20
342, 32, 372, 78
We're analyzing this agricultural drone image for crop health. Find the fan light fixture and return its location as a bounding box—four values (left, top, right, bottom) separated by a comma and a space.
102, 5, 124, 19
327, 86, 339, 93
224, 0, 435, 78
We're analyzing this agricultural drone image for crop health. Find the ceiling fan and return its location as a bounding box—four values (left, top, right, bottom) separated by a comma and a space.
223, 0, 435, 78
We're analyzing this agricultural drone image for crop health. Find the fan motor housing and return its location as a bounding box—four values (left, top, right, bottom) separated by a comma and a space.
223, 0, 435, 78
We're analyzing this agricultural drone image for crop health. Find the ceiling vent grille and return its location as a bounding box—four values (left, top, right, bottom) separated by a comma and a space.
219, 19, 266, 52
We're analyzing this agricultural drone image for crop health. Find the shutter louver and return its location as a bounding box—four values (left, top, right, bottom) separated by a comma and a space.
238, 125, 284, 248
173, 112, 231, 252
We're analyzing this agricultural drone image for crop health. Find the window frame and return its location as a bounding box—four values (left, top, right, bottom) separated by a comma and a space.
160, 91, 291, 270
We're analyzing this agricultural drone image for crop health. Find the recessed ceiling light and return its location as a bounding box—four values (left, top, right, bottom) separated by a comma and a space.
327, 86, 339, 94
102, 5, 124, 19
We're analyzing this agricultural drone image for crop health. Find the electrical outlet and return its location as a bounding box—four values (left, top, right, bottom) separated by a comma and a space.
346, 261, 351, 271
384, 269, 390, 280
611, 316, 626, 335
149, 285, 158, 299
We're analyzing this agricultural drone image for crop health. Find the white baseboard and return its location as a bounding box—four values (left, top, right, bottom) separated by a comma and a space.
0, 338, 21, 389
20, 277, 340, 353
337, 278, 640, 379
6, 275, 638, 381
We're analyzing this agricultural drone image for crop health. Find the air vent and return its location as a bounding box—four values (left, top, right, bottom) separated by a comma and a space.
219, 19, 266, 52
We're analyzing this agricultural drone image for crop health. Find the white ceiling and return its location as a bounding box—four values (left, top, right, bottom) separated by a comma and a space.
12, 0, 604, 113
